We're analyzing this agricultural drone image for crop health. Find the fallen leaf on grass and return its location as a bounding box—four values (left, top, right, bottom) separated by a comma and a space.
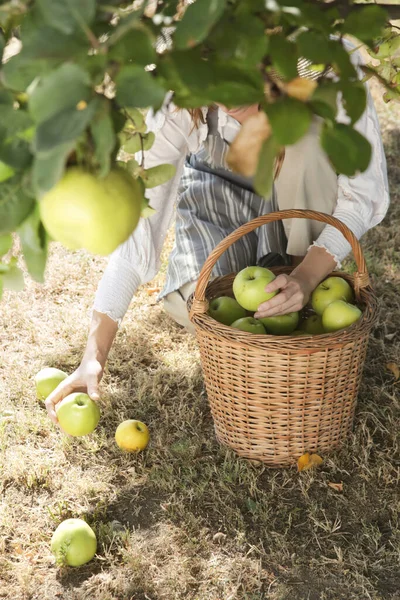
328, 481, 344, 493
145, 287, 160, 295
386, 362, 399, 380
297, 452, 323, 471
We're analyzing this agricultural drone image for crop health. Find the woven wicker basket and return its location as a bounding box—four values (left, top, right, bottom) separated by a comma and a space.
188, 210, 378, 467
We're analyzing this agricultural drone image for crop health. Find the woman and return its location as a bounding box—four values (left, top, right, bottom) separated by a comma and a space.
45, 44, 389, 424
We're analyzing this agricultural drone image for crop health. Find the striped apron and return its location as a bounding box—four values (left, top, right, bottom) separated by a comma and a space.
160, 108, 287, 298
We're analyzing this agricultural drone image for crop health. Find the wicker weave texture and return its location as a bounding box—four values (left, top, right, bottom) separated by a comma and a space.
189, 211, 379, 467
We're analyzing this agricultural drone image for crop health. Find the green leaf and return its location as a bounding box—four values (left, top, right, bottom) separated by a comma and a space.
0, 30, 4, 62
0, 106, 33, 169
339, 82, 367, 124
269, 35, 298, 80
321, 123, 372, 176
343, 5, 388, 42
36, 0, 96, 35
35, 98, 99, 153
174, 0, 226, 49
28, 64, 92, 124
330, 42, 357, 79
208, 14, 268, 67
0, 161, 15, 183
116, 66, 166, 110
121, 132, 155, 155
32, 142, 74, 197
141, 164, 176, 188
267, 97, 312, 146
0, 175, 35, 234
310, 81, 338, 121
109, 26, 156, 66
0, 233, 12, 256
2, 24, 88, 91
90, 99, 117, 178
18, 204, 48, 283
123, 108, 146, 132
297, 31, 332, 64
254, 136, 280, 199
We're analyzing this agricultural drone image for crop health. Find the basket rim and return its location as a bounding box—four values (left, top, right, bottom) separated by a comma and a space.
188, 269, 378, 352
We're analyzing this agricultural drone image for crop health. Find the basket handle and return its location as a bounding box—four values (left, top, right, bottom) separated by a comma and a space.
190, 209, 371, 317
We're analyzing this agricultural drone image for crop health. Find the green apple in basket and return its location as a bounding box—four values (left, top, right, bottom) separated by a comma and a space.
260, 311, 299, 335
233, 266, 278, 312
299, 314, 325, 335
208, 296, 247, 326
311, 276, 354, 315
231, 316, 266, 334
322, 299, 362, 333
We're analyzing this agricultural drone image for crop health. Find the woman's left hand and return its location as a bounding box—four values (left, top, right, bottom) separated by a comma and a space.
254, 273, 314, 318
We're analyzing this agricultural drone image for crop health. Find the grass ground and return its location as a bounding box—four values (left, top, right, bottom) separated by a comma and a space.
1, 85, 399, 600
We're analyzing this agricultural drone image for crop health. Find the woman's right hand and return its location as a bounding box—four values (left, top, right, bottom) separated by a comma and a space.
45, 358, 104, 425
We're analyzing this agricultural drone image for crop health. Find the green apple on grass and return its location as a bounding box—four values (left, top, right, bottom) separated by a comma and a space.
56, 393, 100, 436
233, 266, 277, 312
322, 300, 362, 332
51, 518, 97, 567
260, 311, 299, 335
300, 314, 325, 335
35, 367, 68, 400
231, 317, 266, 334
208, 296, 247, 326
311, 276, 354, 316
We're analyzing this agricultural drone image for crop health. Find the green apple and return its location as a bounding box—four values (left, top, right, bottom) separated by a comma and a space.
260, 311, 299, 335
311, 276, 354, 316
231, 316, 266, 334
208, 296, 247, 326
292, 330, 307, 336
322, 299, 362, 333
35, 367, 68, 400
300, 314, 325, 335
51, 518, 97, 567
233, 266, 278, 312
56, 393, 100, 436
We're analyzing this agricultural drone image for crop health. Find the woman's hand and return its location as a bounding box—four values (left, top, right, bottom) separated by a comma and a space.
254, 273, 314, 318
45, 358, 104, 425
254, 246, 338, 319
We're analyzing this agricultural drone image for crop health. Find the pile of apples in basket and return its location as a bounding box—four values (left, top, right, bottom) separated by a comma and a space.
208, 266, 362, 335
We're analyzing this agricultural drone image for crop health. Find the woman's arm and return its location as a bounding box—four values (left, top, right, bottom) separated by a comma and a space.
45, 310, 118, 423
45, 101, 203, 423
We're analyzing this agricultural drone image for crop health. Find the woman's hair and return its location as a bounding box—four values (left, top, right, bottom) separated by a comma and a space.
187, 107, 206, 128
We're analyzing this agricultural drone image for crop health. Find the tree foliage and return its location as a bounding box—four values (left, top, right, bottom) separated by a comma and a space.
0, 0, 399, 294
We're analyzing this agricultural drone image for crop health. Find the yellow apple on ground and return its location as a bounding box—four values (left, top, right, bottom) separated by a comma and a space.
56, 393, 100, 436
208, 296, 247, 326
260, 311, 299, 335
51, 518, 97, 567
115, 420, 150, 452
300, 314, 325, 335
233, 266, 278, 312
35, 367, 67, 400
311, 276, 354, 316
322, 300, 362, 333
40, 167, 144, 256
231, 316, 266, 334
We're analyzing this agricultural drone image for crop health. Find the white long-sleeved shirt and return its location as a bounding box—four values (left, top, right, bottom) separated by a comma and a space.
94, 53, 389, 325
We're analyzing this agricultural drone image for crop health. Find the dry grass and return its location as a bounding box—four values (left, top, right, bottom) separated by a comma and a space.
0, 88, 399, 600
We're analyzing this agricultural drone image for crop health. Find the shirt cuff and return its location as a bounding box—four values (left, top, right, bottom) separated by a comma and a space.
313, 207, 368, 268
92, 257, 142, 326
